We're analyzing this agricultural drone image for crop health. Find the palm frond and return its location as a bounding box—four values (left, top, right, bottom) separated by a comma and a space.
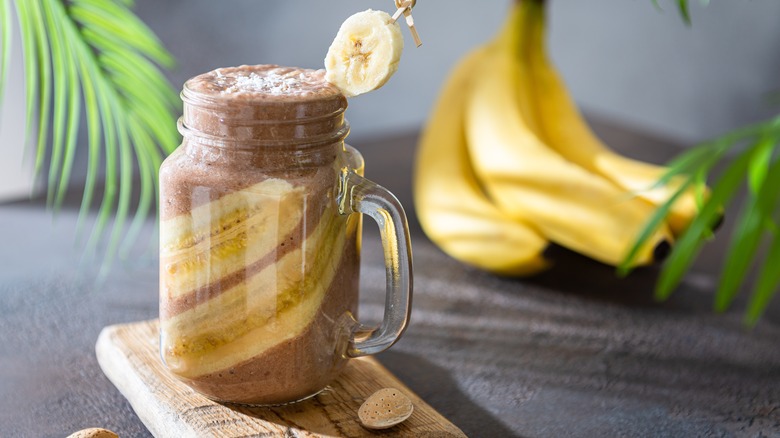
714, 135, 780, 311
0, 0, 12, 104
676, 0, 691, 24
17, 1, 52, 176
655, 141, 754, 299
10, 3, 33, 162
5, 0, 179, 266
747, 229, 780, 324
651, 0, 692, 24
625, 115, 780, 323
42, 0, 81, 209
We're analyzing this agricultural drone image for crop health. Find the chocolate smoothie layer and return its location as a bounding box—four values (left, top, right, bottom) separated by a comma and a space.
159, 65, 361, 405
161, 65, 349, 221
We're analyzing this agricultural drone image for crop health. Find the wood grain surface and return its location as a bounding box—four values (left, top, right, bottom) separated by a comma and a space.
96, 319, 466, 438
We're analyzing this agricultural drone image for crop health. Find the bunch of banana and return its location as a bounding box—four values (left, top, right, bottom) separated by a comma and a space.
414, 0, 704, 275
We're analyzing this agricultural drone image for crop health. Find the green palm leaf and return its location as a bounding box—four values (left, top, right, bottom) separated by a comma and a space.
651, 0, 692, 24
625, 115, 780, 323
655, 141, 755, 299
625, 1, 780, 323
1, 0, 178, 266
0, 0, 12, 104
747, 227, 780, 324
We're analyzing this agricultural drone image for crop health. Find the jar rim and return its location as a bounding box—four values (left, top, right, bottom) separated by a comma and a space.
177, 117, 351, 148
180, 88, 347, 125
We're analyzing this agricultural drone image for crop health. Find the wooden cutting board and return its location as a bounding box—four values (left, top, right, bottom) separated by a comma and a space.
96, 319, 467, 437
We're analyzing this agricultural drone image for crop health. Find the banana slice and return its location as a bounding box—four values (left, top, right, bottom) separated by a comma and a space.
324, 9, 404, 97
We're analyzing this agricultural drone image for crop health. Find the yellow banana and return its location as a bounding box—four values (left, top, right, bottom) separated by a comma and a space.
463, 5, 672, 267
413, 46, 551, 276
521, 0, 702, 236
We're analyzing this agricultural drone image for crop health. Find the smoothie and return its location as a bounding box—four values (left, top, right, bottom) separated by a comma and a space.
159, 65, 362, 405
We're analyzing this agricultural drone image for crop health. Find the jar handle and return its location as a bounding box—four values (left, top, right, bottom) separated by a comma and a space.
337, 168, 413, 357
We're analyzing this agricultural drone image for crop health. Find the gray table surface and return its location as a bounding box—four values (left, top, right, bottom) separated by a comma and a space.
2, 122, 780, 437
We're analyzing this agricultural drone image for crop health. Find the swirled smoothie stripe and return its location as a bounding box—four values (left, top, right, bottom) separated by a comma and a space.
161, 214, 307, 318
162, 217, 349, 378
160, 187, 306, 299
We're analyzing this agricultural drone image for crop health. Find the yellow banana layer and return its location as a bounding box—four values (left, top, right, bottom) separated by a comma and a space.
161, 178, 301, 253
161, 209, 339, 349
161, 211, 348, 378
160, 178, 305, 299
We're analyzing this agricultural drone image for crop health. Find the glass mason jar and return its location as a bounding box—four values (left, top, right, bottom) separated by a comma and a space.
158, 65, 412, 406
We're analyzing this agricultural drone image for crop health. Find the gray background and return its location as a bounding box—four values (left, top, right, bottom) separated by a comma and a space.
3, 3, 780, 435
3, 0, 780, 196
135, 0, 780, 144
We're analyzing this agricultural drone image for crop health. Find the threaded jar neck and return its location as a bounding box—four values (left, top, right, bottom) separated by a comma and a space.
180, 65, 349, 150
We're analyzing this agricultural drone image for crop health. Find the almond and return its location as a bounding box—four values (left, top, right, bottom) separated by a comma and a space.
66, 428, 119, 438
358, 387, 413, 430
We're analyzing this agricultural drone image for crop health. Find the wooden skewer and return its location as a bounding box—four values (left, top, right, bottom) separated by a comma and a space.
391, 2, 408, 21
394, 0, 416, 11
392, 0, 422, 47
403, 8, 422, 47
